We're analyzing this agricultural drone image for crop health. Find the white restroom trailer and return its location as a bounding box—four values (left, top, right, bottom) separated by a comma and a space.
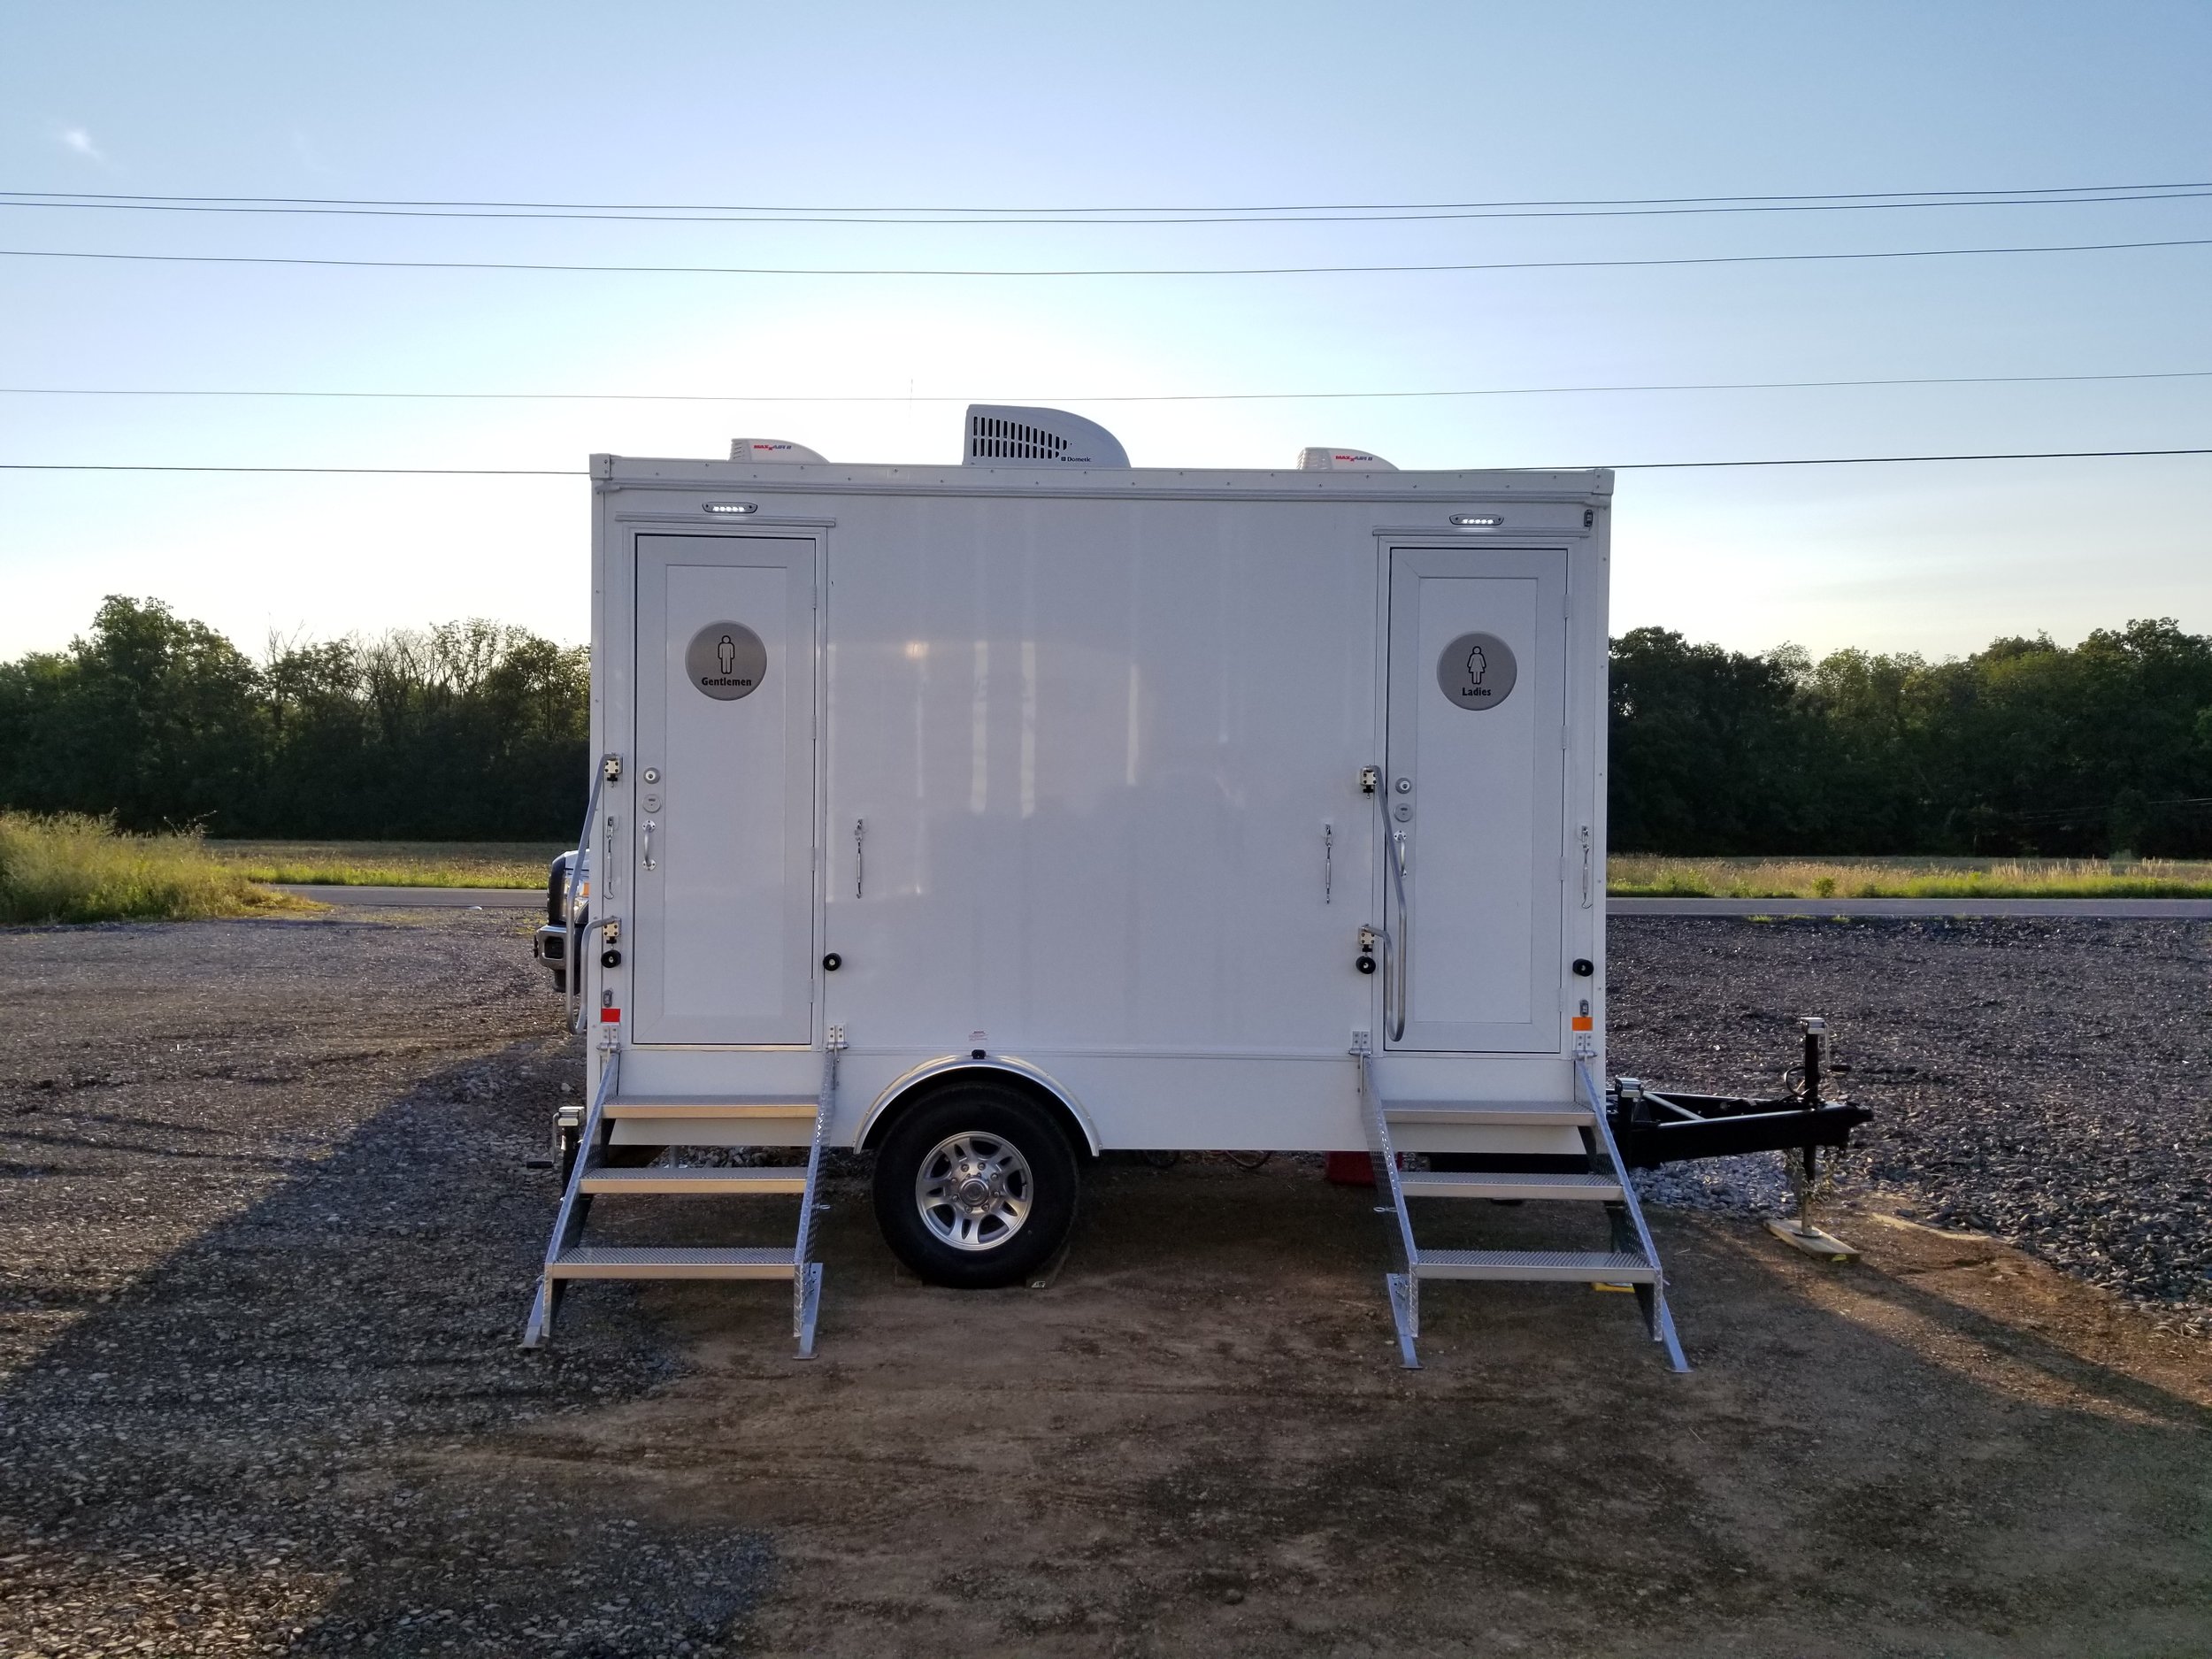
525, 409, 1686, 1370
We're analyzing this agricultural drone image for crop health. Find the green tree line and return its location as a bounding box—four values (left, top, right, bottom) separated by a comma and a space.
1609, 620, 2212, 856
3, 596, 2208, 853
0, 597, 587, 841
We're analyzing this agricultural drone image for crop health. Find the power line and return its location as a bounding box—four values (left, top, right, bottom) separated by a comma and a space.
5, 235, 2210, 280
5, 188, 2210, 228
5, 448, 2208, 477
4, 368, 2210, 405
6, 179, 2207, 215
1616, 446, 2212, 470
0, 464, 584, 476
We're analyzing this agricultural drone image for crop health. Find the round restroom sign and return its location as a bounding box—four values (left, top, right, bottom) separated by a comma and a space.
1437, 632, 1517, 711
685, 622, 768, 701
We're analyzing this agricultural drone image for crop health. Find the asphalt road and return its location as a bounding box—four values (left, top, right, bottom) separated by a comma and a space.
272, 885, 2212, 920
1609, 895, 2212, 918
271, 884, 543, 910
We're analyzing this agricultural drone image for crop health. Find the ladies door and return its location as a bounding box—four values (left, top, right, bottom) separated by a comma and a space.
1381, 545, 1566, 1052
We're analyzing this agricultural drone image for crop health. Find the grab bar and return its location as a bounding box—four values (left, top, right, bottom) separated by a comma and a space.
1386, 826, 1409, 1043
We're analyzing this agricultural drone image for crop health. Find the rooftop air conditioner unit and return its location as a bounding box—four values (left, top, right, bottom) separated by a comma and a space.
963, 405, 1129, 467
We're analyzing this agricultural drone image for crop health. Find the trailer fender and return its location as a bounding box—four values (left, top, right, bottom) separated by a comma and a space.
857, 1054, 1102, 1157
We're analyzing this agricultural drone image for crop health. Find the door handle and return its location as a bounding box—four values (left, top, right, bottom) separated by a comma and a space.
641, 819, 657, 872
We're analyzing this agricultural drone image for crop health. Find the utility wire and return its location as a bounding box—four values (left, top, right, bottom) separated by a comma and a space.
6, 449, 2209, 477
6, 188, 2211, 227
4, 369, 2208, 405
6, 179, 2208, 214
5, 235, 2210, 280
0, 464, 584, 476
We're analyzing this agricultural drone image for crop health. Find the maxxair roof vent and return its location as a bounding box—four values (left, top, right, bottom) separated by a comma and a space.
731, 438, 827, 462
1296, 447, 1397, 472
964, 404, 1129, 467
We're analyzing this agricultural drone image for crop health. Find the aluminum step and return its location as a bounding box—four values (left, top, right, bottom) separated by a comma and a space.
603, 1096, 817, 1120
548, 1247, 796, 1280
1383, 1099, 1594, 1127
578, 1166, 808, 1195
1414, 1249, 1656, 1284
1399, 1170, 1623, 1202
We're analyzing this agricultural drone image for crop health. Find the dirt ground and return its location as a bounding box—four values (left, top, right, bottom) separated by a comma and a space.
2, 910, 2208, 1658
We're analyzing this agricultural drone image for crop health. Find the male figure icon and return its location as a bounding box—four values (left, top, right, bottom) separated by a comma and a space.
718, 634, 737, 674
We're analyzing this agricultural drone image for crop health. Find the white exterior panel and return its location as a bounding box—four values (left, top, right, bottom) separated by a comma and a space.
587, 459, 1612, 1152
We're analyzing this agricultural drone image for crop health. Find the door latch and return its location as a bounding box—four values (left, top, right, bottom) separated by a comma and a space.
1359, 765, 1379, 795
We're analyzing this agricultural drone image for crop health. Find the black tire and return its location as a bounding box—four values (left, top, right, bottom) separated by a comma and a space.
872, 1082, 1079, 1288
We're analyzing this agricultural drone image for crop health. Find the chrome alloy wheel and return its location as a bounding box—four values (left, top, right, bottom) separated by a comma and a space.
915, 1131, 1033, 1252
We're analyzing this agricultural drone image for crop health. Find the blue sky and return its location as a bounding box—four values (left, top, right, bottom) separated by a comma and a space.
3, 0, 2208, 662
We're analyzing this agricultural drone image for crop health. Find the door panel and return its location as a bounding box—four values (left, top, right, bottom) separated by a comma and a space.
633, 534, 816, 1045
1384, 546, 1564, 1052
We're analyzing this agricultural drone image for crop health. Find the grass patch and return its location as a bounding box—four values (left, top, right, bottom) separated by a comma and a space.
1608, 855, 2212, 900
0, 814, 310, 924
204, 840, 565, 888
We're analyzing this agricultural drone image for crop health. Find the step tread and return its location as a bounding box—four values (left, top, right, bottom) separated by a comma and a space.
1400, 1171, 1623, 1200
578, 1166, 808, 1194
605, 1096, 818, 1119
549, 1246, 796, 1280
1383, 1098, 1594, 1126
1414, 1248, 1656, 1284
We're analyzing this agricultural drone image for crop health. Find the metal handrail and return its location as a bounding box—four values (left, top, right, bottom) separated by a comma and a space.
1355, 1041, 1421, 1368
1578, 1058, 1689, 1373
563, 754, 618, 1035
792, 1032, 842, 1356
521, 1047, 620, 1347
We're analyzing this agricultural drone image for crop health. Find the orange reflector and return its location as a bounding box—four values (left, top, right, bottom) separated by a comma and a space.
1571, 1016, 1594, 1031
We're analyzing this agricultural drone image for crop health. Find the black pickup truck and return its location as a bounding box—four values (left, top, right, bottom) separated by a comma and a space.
533, 850, 584, 992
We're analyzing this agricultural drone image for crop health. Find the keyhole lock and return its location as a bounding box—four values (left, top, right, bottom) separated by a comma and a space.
641, 767, 661, 784
1394, 777, 1411, 792
1392, 801, 1413, 822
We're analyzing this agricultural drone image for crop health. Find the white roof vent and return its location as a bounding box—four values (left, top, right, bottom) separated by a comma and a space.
730, 438, 827, 463
964, 404, 1129, 467
1296, 447, 1397, 472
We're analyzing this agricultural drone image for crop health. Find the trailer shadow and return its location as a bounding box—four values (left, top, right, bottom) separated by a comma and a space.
5, 1041, 2209, 1658
0, 1037, 769, 1656
514, 1160, 2212, 1659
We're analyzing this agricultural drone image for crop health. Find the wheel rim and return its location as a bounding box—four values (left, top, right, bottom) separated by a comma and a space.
915, 1130, 1034, 1252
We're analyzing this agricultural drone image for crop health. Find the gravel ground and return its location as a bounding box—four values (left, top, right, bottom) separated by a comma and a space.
3, 910, 2208, 1656
0, 911, 762, 1656
1611, 916, 2212, 1329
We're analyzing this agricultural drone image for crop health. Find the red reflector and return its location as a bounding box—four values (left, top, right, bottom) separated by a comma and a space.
601, 1007, 621, 1023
